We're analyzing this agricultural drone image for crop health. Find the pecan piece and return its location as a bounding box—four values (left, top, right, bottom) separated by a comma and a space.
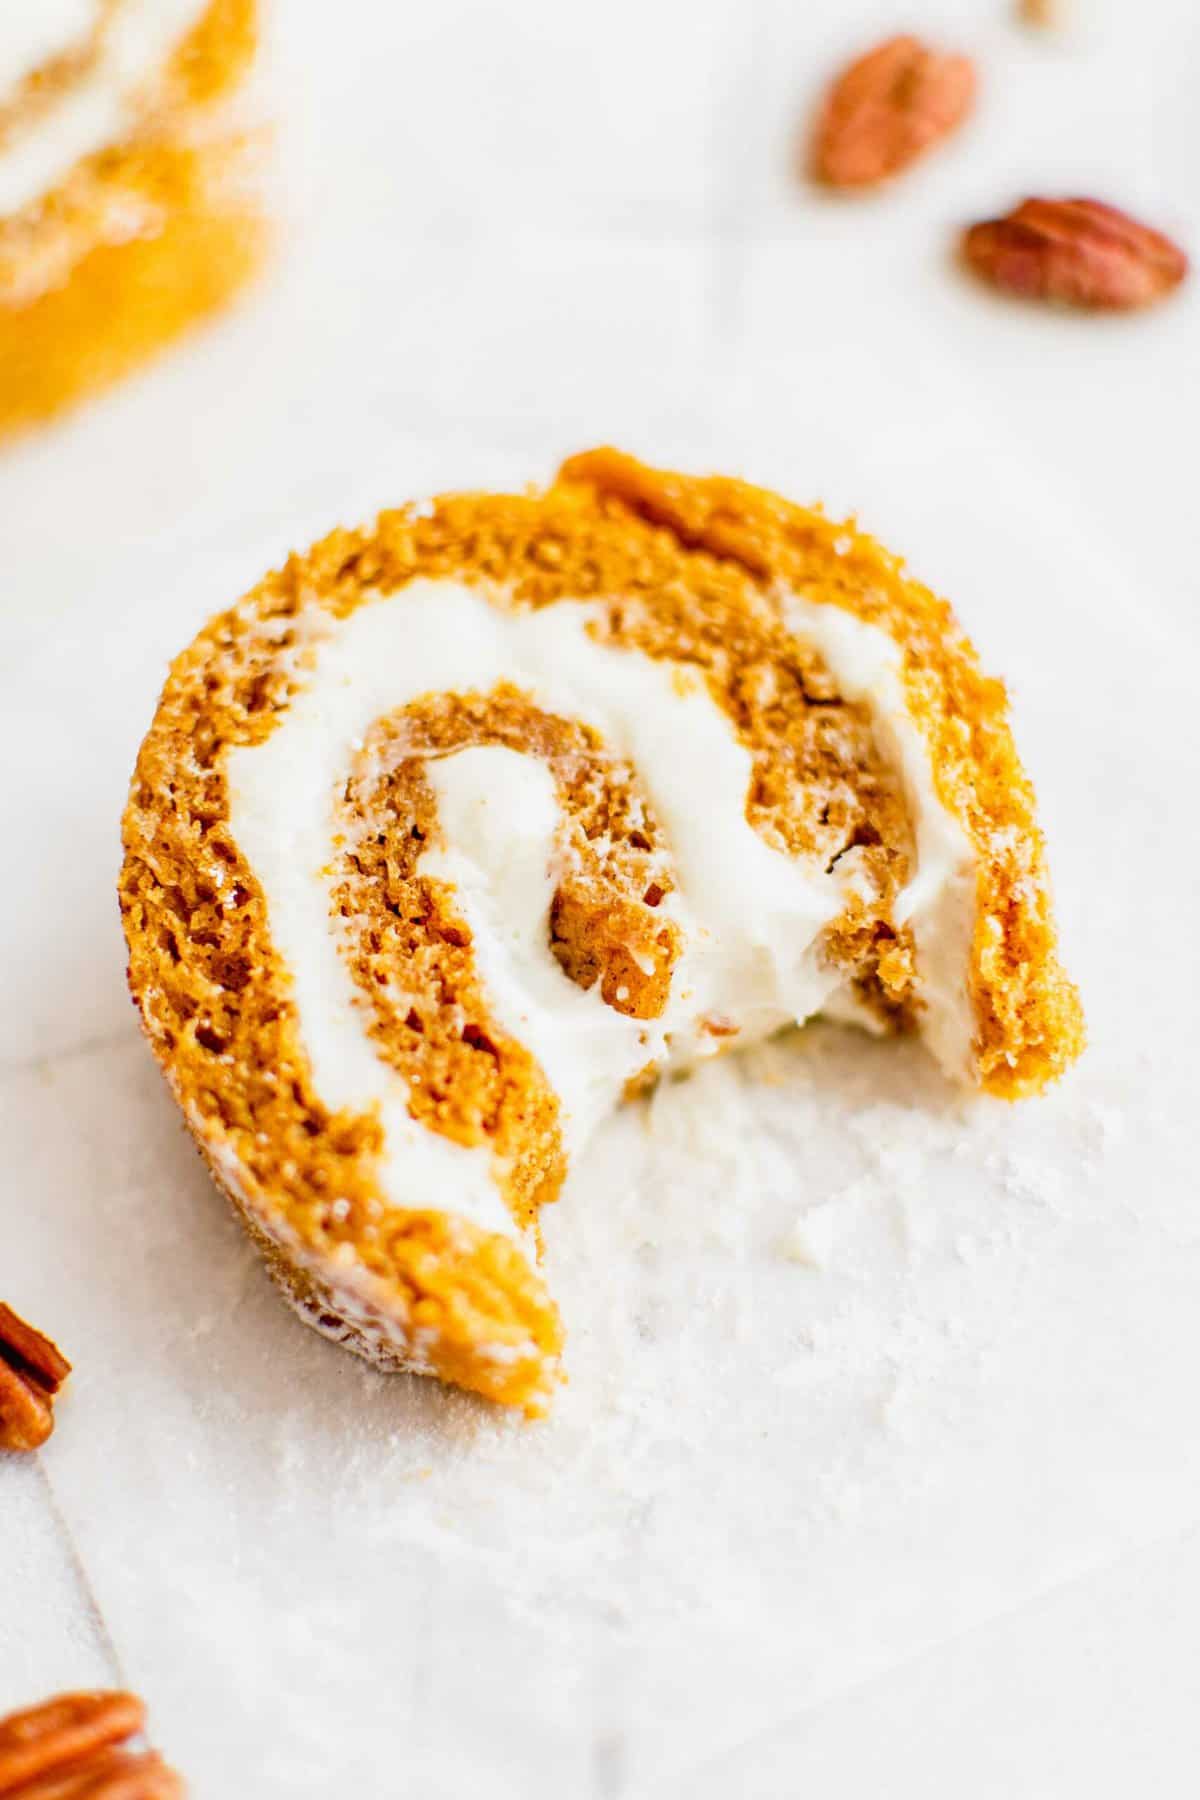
1018, 0, 1062, 26
810, 35, 976, 188
963, 198, 1189, 310
0, 1691, 183, 1798
700, 1016, 740, 1039
0, 1693, 141, 1790
6, 1746, 183, 1799
0, 1302, 71, 1452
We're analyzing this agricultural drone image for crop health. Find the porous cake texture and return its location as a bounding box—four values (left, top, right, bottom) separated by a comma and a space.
120, 452, 1084, 1412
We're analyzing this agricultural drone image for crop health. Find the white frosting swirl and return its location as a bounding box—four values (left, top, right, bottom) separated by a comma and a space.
225, 581, 978, 1238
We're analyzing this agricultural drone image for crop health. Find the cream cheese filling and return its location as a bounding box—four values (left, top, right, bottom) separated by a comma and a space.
778, 593, 978, 1084
0, 1, 99, 96
0, 0, 210, 217
225, 579, 978, 1241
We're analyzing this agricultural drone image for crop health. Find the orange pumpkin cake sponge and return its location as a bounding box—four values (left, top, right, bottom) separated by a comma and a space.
120, 452, 1084, 1412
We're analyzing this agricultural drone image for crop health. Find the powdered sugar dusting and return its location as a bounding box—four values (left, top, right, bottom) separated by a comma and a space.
9, 534, 1200, 1792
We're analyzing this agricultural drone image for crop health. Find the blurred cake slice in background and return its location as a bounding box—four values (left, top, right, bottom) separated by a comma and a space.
0, 0, 265, 439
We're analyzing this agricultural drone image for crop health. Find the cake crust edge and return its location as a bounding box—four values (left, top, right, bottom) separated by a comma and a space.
120, 454, 1084, 1411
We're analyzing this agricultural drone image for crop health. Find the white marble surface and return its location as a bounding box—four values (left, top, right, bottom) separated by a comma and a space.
3, 0, 1199, 1794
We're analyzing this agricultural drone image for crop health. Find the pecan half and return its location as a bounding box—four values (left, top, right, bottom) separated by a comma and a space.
810, 35, 976, 188
0, 1691, 183, 1798
4, 1746, 183, 1799
0, 1303, 71, 1452
1018, 0, 1061, 26
963, 198, 1189, 310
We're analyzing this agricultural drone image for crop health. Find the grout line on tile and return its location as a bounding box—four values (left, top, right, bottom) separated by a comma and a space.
34, 1457, 126, 1689
0, 1026, 138, 1087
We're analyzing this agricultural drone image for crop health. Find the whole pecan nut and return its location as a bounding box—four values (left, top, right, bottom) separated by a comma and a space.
0, 1692, 142, 1790
810, 35, 976, 188
0, 1302, 72, 1452
4, 1746, 183, 1799
963, 197, 1189, 310
0, 1691, 183, 1798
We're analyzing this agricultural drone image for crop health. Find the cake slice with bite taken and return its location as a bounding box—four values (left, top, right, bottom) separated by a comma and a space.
120, 451, 1084, 1412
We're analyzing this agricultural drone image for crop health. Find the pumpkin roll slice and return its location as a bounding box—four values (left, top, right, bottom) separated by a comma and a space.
0, 0, 264, 439
120, 453, 1083, 1412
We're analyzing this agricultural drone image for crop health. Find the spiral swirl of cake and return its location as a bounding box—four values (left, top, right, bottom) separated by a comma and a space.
0, 0, 261, 437
120, 450, 1084, 1412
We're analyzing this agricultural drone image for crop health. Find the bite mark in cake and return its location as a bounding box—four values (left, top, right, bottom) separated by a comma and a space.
120, 453, 1085, 1411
